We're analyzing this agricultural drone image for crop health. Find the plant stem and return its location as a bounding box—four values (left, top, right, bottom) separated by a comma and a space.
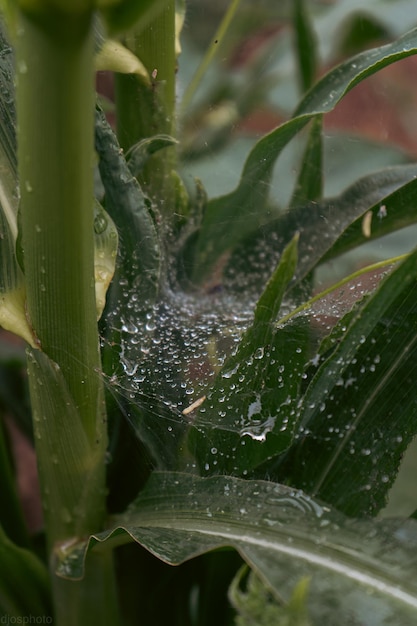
17, 11, 102, 453
52, 550, 120, 626
114, 1, 177, 211
16, 8, 116, 623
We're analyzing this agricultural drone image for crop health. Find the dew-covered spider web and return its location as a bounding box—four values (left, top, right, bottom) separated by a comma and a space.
98, 229, 394, 491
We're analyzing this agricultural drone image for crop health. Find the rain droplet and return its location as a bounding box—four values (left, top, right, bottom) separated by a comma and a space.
254, 347, 264, 360
94, 213, 107, 234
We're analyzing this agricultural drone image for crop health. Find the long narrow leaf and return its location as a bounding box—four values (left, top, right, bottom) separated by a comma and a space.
284, 246, 417, 516
223, 164, 417, 297
57, 472, 417, 625
191, 27, 417, 282
191, 236, 307, 475
27, 349, 106, 542
289, 115, 323, 209
0, 525, 51, 618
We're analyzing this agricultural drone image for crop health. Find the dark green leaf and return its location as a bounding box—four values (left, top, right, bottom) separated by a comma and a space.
0, 418, 29, 549
0, 525, 51, 618
284, 246, 417, 516
223, 164, 417, 298
57, 472, 417, 625
95, 104, 161, 303
289, 116, 323, 209
95, 103, 161, 417
191, 237, 309, 475
293, 0, 318, 93
321, 176, 417, 263
191, 27, 417, 283
126, 134, 178, 179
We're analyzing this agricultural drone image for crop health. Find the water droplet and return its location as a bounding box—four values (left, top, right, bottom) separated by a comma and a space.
254, 347, 264, 360
94, 213, 107, 234
222, 364, 239, 379
247, 394, 262, 419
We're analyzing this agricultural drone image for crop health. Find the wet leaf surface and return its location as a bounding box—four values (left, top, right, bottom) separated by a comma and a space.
191, 28, 417, 282
281, 247, 417, 516
191, 237, 310, 475
57, 471, 417, 625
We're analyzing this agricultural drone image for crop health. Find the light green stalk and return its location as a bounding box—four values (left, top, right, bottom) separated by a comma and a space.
15, 7, 117, 624
114, 1, 176, 211
17, 12, 100, 445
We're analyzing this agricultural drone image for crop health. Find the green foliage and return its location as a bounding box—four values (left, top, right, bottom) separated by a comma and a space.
1, 1, 417, 624
230, 567, 311, 626
0, 525, 51, 618
56, 472, 417, 625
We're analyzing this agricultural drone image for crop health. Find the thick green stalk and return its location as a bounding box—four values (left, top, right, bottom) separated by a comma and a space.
114, 1, 176, 210
16, 8, 116, 623
17, 11, 101, 447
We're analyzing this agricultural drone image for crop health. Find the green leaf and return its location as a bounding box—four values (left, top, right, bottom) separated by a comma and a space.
284, 246, 417, 516
93, 200, 118, 320
0, 525, 51, 618
320, 176, 417, 263
26, 348, 106, 543
289, 116, 323, 209
126, 134, 178, 179
293, 0, 317, 93
285, 165, 417, 282
191, 237, 303, 475
190, 27, 417, 283
94, 105, 163, 475
223, 164, 417, 298
0, 417, 30, 549
57, 472, 417, 625
95, 104, 161, 303
95, 38, 150, 82
0, 21, 34, 345
229, 567, 311, 626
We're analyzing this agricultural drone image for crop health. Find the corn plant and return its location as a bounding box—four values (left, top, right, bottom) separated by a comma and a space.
1, 0, 417, 624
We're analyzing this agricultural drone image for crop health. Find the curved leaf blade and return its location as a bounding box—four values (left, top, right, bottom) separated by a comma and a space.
285, 246, 417, 516
94, 104, 161, 303
191, 27, 417, 282
320, 175, 417, 263
57, 472, 417, 625
0, 525, 51, 618
223, 164, 417, 297
191, 236, 307, 475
